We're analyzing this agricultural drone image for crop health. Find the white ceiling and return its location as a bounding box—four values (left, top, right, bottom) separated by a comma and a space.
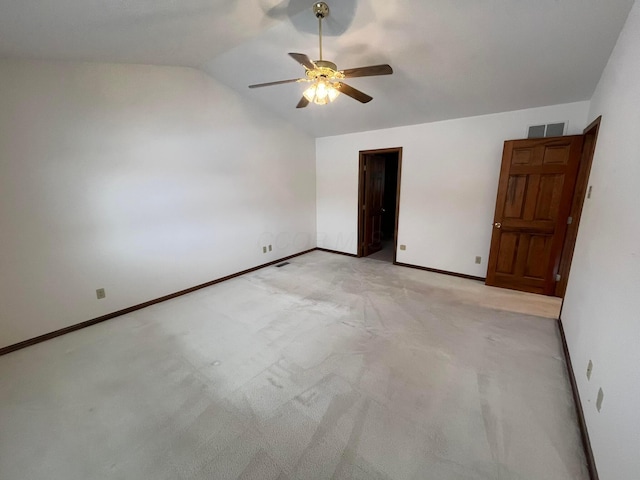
0, 0, 635, 137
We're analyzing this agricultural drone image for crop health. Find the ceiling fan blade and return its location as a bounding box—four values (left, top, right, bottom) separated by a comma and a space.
249, 78, 303, 88
296, 97, 310, 109
336, 82, 373, 103
289, 52, 316, 70
341, 64, 393, 78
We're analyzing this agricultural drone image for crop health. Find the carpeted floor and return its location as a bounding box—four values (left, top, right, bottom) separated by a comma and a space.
0, 251, 584, 479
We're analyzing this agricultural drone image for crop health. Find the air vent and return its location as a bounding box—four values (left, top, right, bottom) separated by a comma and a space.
527, 122, 566, 139
527, 125, 546, 139
276, 262, 290, 268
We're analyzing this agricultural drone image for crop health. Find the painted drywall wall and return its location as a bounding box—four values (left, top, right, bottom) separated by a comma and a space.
561, 2, 640, 479
0, 60, 316, 349
316, 102, 590, 276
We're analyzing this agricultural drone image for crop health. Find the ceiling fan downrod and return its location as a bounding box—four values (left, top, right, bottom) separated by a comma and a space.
313, 2, 329, 62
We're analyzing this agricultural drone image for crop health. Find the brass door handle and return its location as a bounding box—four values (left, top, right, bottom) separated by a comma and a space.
494, 222, 502, 229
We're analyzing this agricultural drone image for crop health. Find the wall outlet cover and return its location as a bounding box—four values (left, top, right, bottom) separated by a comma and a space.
263, 246, 267, 253
587, 360, 593, 380
400, 245, 406, 251
475, 256, 482, 264
96, 288, 106, 299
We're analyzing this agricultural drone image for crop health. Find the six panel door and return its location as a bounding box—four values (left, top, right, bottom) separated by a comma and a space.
486, 136, 584, 295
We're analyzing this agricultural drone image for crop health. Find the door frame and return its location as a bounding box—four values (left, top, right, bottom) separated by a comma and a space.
556, 116, 602, 297
357, 147, 403, 261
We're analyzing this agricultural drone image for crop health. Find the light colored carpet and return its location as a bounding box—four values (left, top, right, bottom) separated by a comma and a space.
0, 251, 583, 479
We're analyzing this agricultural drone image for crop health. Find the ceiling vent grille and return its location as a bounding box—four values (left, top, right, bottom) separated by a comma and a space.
527, 122, 566, 139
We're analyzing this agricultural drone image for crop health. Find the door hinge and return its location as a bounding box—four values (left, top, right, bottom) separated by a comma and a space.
555, 274, 561, 282
567, 216, 573, 225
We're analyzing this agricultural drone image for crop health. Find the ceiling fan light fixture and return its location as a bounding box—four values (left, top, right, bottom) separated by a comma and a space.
303, 78, 340, 105
247, 2, 393, 108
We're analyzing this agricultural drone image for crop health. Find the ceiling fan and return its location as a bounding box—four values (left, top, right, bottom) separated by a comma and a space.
248, 1, 393, 108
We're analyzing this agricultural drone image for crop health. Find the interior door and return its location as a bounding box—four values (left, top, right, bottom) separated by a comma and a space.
363, 154, 386, 256
486, 136, 584, 295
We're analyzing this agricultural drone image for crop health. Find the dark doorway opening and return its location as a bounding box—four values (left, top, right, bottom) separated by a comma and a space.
358, 147, 402, 262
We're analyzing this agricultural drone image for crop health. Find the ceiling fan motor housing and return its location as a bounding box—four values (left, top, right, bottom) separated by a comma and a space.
305, 60, 344, 82
315, 60, 337, 71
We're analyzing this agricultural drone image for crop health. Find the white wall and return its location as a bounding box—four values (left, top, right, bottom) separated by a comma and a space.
316, 102, 589, 276
0, 60, 316, 349
561, 2, 640, 479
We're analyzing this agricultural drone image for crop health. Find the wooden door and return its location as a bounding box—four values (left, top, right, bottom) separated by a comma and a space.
486, 136, 584, 295
362, 154, 386, 256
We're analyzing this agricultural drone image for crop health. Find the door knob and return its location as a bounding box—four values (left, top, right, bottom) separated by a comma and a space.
494, 222, 502, 229
381, 208, 386, 213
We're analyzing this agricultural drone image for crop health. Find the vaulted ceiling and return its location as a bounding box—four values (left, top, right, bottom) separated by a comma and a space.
0, 0, 635, 137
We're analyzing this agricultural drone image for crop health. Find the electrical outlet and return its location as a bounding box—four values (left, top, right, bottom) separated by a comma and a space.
268, 245, 272, 252
475, 256, 482, 264
263, 246, 267, 253
586, 360, 593, 380
96, 288, 106, 300
400, 245, 406, 251
596, 388, 604, 412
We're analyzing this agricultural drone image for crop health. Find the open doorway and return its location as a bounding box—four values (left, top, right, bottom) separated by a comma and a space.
357, 147, 402, 262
